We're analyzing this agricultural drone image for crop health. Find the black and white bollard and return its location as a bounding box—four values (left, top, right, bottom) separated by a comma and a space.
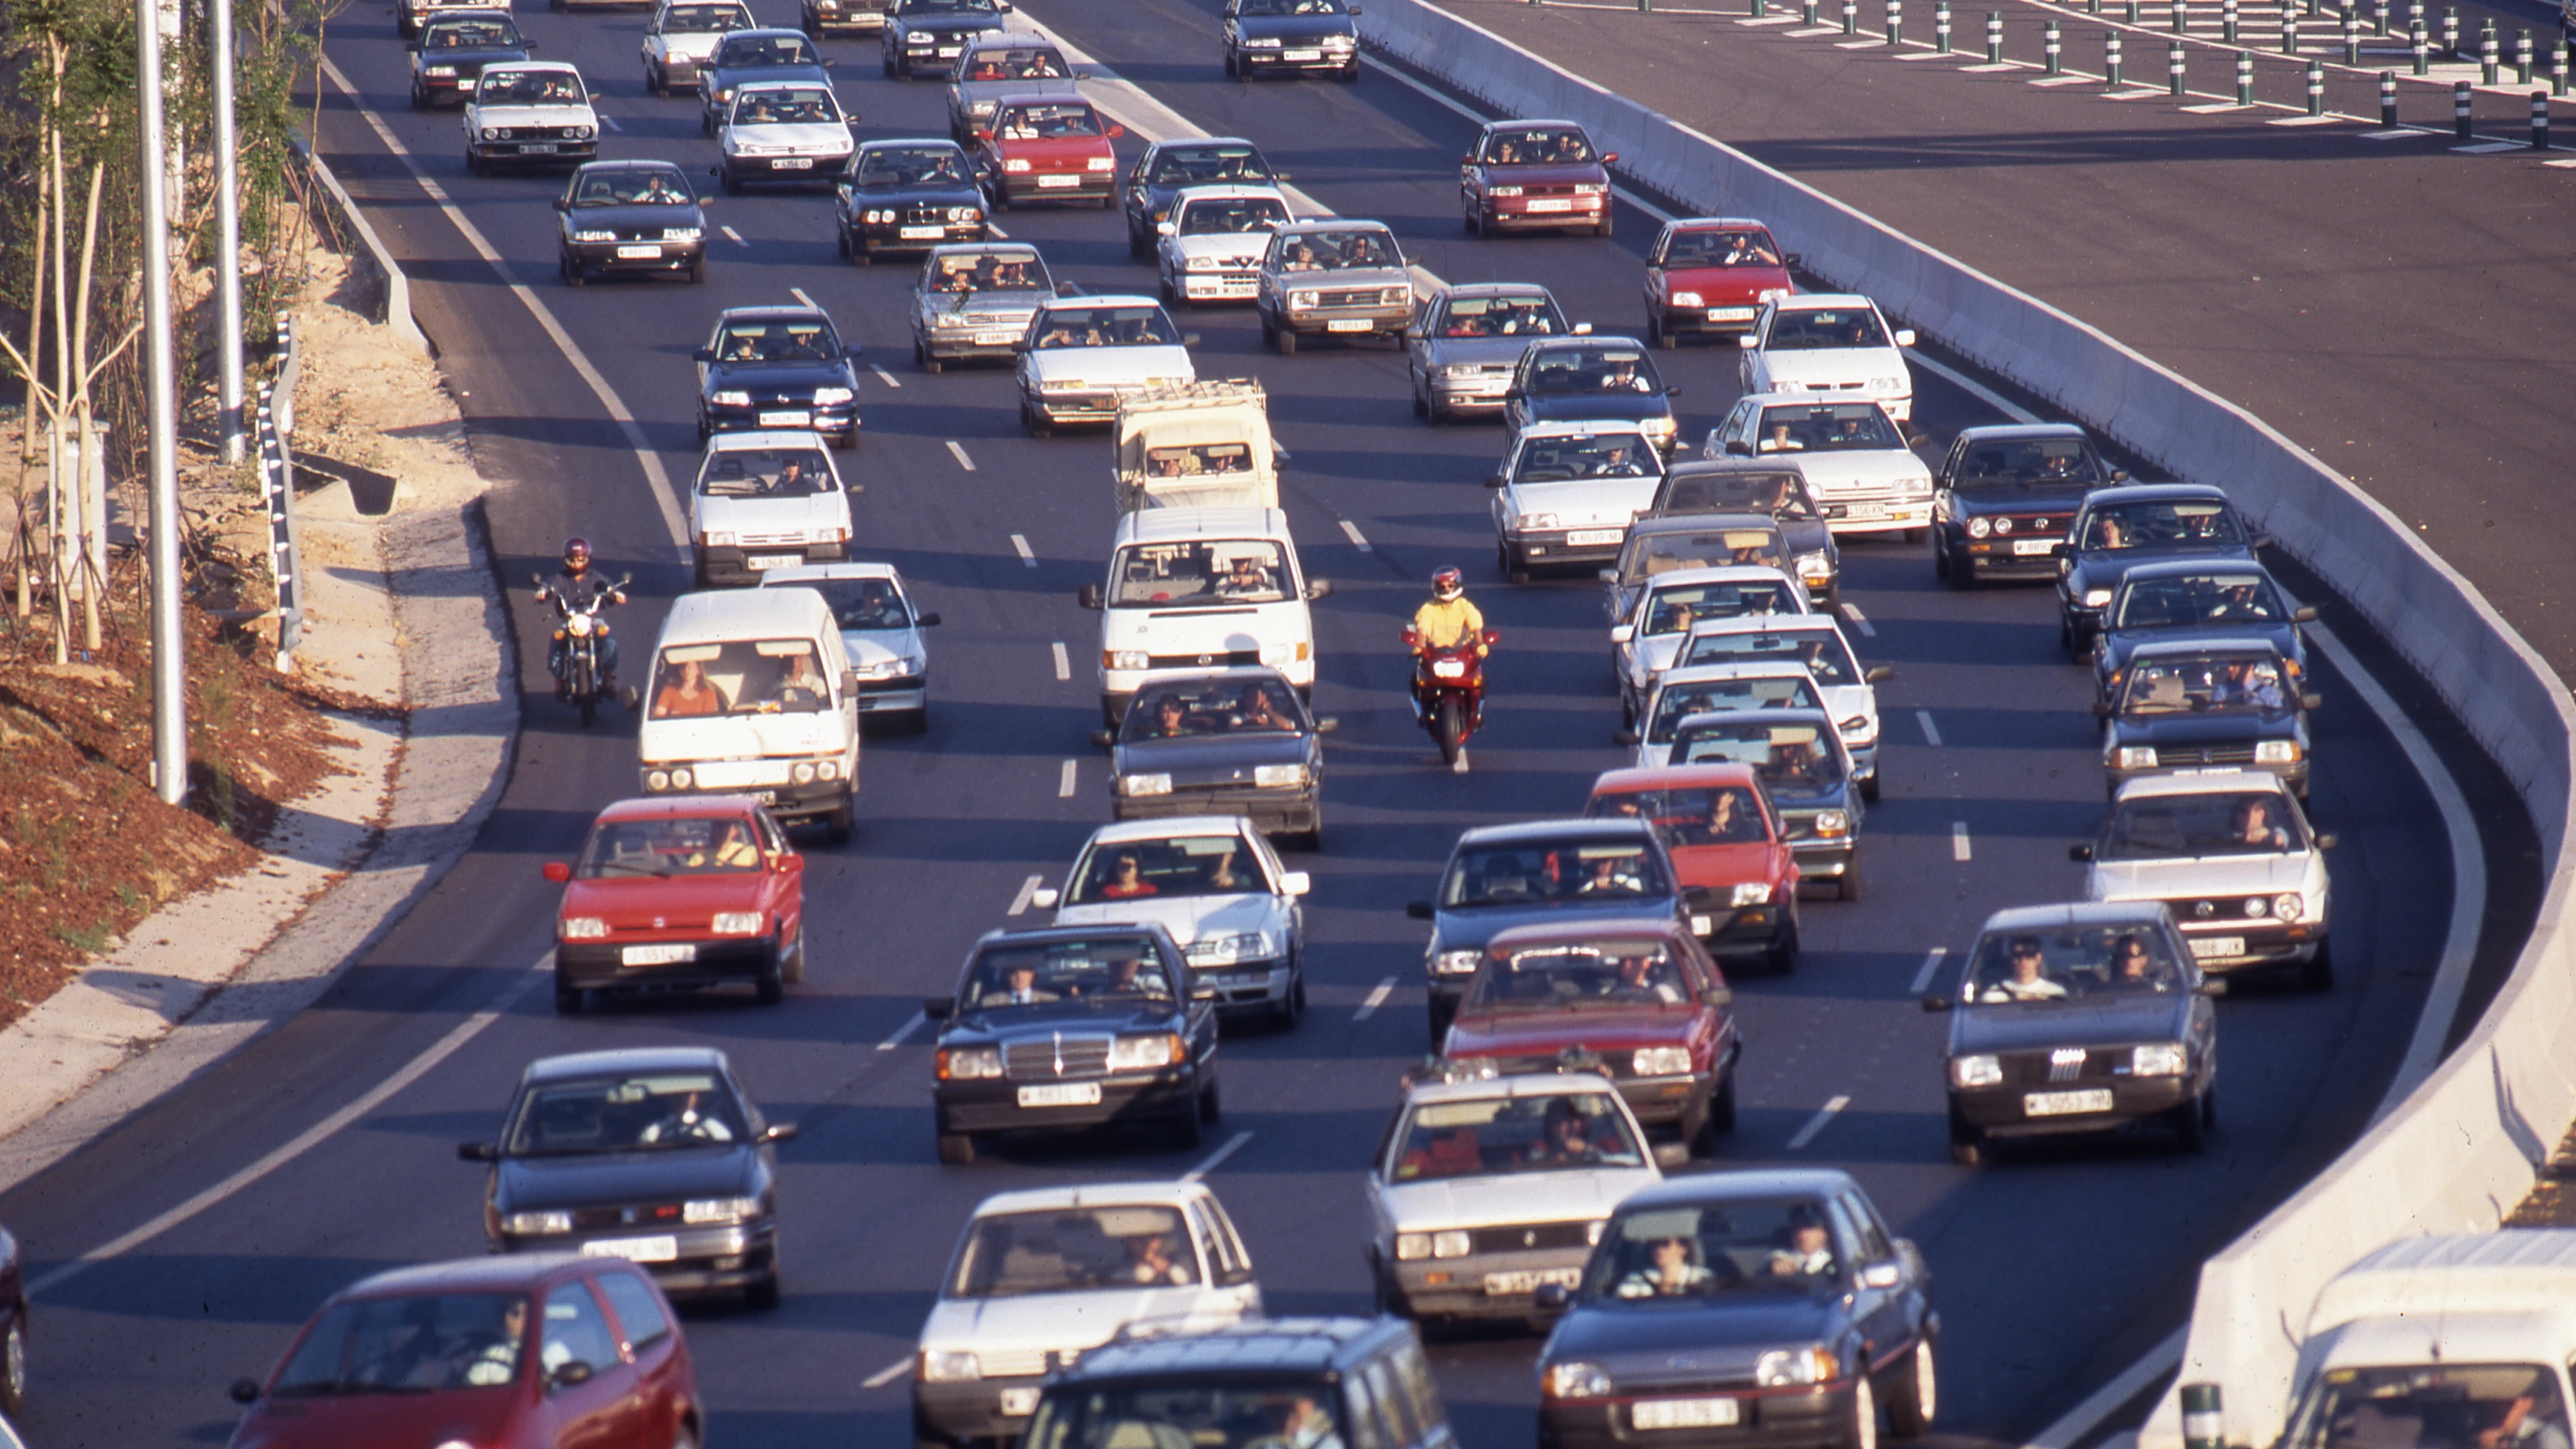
2182, 1386, 2226, 1449
2171, 0, 2187, 33
2515, 28, 2532, 83
1804, 0, 1819, 25
1888, 0, 1904, 42
1843, 0, 1859, 34
2305, 56, 2324, 111
2107, 28, 2124, 82
2372, 0, 2387, 36
2533, 89, 2551, 146
2411, 17, 2427, 73
1986, 9, 2003, 60
2440, 6, 2457, 58
2554, 41, 2569, 97
2343, 13, 2359, 62
2280, 2, 2297, 54
2454, 77, 2473, 136
2047, 18, 2063, 70
2380, 68, 2398, 123
2237, 50, 2255, 103
2480, 20, 2498, 83
2170, 38, 2187, 94
1937, 0, 1953, 49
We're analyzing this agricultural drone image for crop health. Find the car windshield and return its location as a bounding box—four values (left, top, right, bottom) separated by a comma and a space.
964, 936, 1176, 1007
1580, 1197, 1842, 1302
1148, 145, 1271, 185
1237, 0, 1345, 13
1434, 292, 1564, 338
1142, 442, 1256, 479
1482, 126, 1596, 164
1027, 1382, 1353, 1449
480, 69, 585, 105
1639, 579, 1803, 638
1665, 720, 1842, 794
1757, 403, 1903, 453
1965, 923, 2184, 1002
1121, 676, 1305, 741
1952, 436, 2105, 489
927, 247, 1047, 293
717, 33, 815, 64
1465, 938, 1697, 1011
1587, 784, 1772, 846
576, 815, 765, 878
2116, 652, 2292, 716
2113, 571, 2284, 629
1033, 305, 1181, 348
572, 167, 692, 206
711, 318, 843, 363
1662, 227, 1781, 268
733, 85, 838, 124
1662, 468, 1821, 522
786, 575, 912, 630
2281, 1365, 2568, 1449
427, 18, 521, 46
1178, 195, 1290, 234
504, 1070, 748, 1154
1386, 1090, 1648, 1178
997, 101, 1102, 138
2081, 499, 2246, 550
962, 45, 1066, 79
1274, 228, 1399, 271
1681, 628, 1860, 686
1764, 307, 1890, 350
947, 1206, 1197, 1298
853, 145, 968, 186
1108, 540, 1290, 607
1618, 529, 1787, 584
697, 445, 830, 498
648, 638, 833, 718
2100, 789, 2307, 860
1649, 678, 1822, 742
1513, 434, 1662, 483
663, 2, 749, 30
273, 1292, 528, 1395
1439, 841, 1671, 909
1067, 833, 1272, 902
1526, 346, 1663, 397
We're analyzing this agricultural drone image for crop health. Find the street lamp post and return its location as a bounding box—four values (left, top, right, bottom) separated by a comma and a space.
137, 0, 187, 805
213, 0, 245, 466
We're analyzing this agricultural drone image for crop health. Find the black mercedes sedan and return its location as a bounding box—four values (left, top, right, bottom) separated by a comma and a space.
458, 1046, 798, 1307
1095, 666, 1334, 846
1221, 0, 1362, 80
2099, 638, 2317, 800
1504, 337, 1682, 457
555, 161, 707, 286
694, 28, 829, 136
880, 0, 1012, 79
406, 10, 528, 109
2055, 482, 2260, 657
1121, 136, 1281, 256
1652, 460, 1840, 608
924, 924, 1220, 1164
1929, 422, 2120, 588
1535, 1169, 1938, 1449
835, 139, 985, 264
1924, 901, 2218, 1166
693, 305, 864, 448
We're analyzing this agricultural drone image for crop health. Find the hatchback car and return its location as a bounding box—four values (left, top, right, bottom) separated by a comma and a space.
1095, 667, 1332, 844
946, 34, 1080, 140
1709, 393, 1930, 539
2055, 483, 2260, 655
554, 159, 706, 287
686, 430, 851, 587
408, 9, 528, 109
1123, 136, 1282, 256
641, 0, 752, 96
544, 796, 806, 1011
1651, 460, 1840, 607
1930, 422, 2120, 587
835, 138, 985, 263
1223, 0, 1362, 78
1610, 563, 1810, 728
1649, 707, 1863, 898
1643, 217, 1796, 347
1673, 615, 1891, 800
1490, 422, 1665, 581
2101, 639, 2317, 800
694, 28, 825, 135
1630, 663, 1826, 770
1256, 220, 1413, 352
1025, 1318, 1449, 1449
1017, 296, 1197, 434
913, 241, 1053, 369
1600, 513, 1796, 639
1586, 764, 1801, 970
461, 62, 597, 174
2074, 773, 2333, 989
759, 563, 938, 730
693, 306, 864, 447
1737, 293, 1917, 422
1036, 815, 1313, 1027
713, 80, 856, 193
1460, 119, 1615, 236
1407, 282, 1580, 422
1504, 337, 1680, 456
1157, 186, 1294, 306
2094, 560, 2312, 705
882, 0, 1013, 78
974, 95, 1124, 208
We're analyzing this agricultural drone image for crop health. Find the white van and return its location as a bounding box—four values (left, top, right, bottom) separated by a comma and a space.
638, 587, 859, 841
1077, 506, 1328, 726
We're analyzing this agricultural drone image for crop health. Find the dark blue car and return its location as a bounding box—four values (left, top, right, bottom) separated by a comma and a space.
2053, 482, 2260, 657
692, 306, 864, 448
2092, 558, 2313, 704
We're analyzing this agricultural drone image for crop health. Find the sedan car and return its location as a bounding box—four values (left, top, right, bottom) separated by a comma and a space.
694, 28, 826, 135
1611, 567, 1812, 727
1643, 217, 1796, 347
461, 62, 597, 174
1407, 282, 1578, 422
1737, 293, 1917, 423
1460, 119, 1615, 237
1094, 666, 1332, 842
224, 1254, 701, 1449
913, 241, 1053, 369
1586, 764, 1800, 970
408, 10, 528, 110
1036, 815, 1311, 1025
1223, 0, 1361, 78
2076, 773, 2333, 989
1648, 707, 1863, 898
1504, 337, 1680, 456
974, 95, 1123, 208
694, 305, 864, 447
883, 0, 1013, 78
686, 430, 851, 587
2056, 483, 2262, 655
1628, 662, 1825, 770
641, 0, 751, 96
1157, 186, 1292, 306
1016, 296, 1196, 434
2094, 560, 2312, 704
544, 795, 806, 1010
924, 925, 1219, 1162
1673, 615, 1892, 802
0, 1223, 23, 1417
1931, 422, 2121, 587
1924, 902, 2218, 1164
1536, 1170, 1938, 1449
1366, 1064, 1662, 1323
714, 80, 857, 193
1490, 421, 1665, 582
1652, 460, 1841, 607
1256, 220, 1413, 353
946, 34, 1080, 141
836, 139, 984, 263
1601, 513, 1796, 641
1708, 393, 1930, 539
554, 160, 707, 286
760, 563, 939, 730
458, 1046, 799, 1304
2101, 639, 2317, 800
804, 0, 890, 38
1124, 136, 1281, 256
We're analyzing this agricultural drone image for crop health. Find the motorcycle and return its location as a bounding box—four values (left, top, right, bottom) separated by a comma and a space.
534, 571, 633, 728
1403, 623, 1500, 771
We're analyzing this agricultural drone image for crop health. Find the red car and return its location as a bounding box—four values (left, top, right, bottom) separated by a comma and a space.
1439, 918, 1742, 1155
1586, 763, 1801, 972
545, 795, 807, 1014
225, 1253, 702, 1449
1641, 216, 1796, 348
973, 94, 1124, 208
1458, 119, 1615, 237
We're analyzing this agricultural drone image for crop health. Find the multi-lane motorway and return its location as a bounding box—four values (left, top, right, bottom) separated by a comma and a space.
0, 4, 2502, 1446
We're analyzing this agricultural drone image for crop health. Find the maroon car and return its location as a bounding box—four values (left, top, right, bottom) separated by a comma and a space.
1641, 216, 1797, 348
227, 1253, 702, 1449
1458, 119, 1615, 238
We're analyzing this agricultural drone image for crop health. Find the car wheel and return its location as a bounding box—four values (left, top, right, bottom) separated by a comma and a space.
882, 47, 898, 76
2172, 1091, 2209, 1153
744, 1270, 782, 1310
1022, 397, 1051, 438
919, 344, 942, 375
1706, 1067, 1738, 1138
2302, 939, 2334, 991
1462, 199, 1481, 235
756, 945, 786, 1005
853, 238, 874, 267
1338, 58, 1360, 80
686, 256, 705, 284
1767, 915, 1800, 975
1837, 857, 1863, 902
720, 165, 743, 196
825, 797, 855, 843
1170, 1098, 1205, 1150
1860, 770, 1881, 804
563, 254, 586, 287
1129, 226, 1150, 259
465, 149, 485, 176
1229, 48, 1248, 80
2, 1316, 28, 1418
935, 1130, 978, 1165
1200, 1073, 1223, 1123
1410, 370, 1429, 418
835, 222, 850, 257
1947, 1104, 1983, 1167
410, 81, 429, 109
1849, 1368, 1879, 1449
1931, 535, 1951, 578
915, 1409, 953, 1449
1885, 1338, 1937, 1438
1258, 312, 1277, 347
1159, 271, 1177, 306
1274, 325, 1296, 355
781, 921, 807, 984
1649, 312, 1672, 350
554, 974, 584, 1015
1594, 214, 1613, 240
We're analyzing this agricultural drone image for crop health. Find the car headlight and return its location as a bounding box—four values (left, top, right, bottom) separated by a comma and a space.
712, 86, 733, 101
1289, 289, 1319, 309
1382, 286, 1412, 307
702, 529, 737, 548
2082, 587, 2114, 608
1632, 1046, 1693, 1076
502, 1210, 572, 1235
1770, 378, 1811, 392
1188, 932, 1272, 963
948, 206, 981, 222
1949, 1054, 2001, 1088
712, 911, 764, 936
2274, 892, 2304, 921
1488, 184, 1524, 197
645, 770, 671, 790
1795, 550, 1832, 580
2243, 895, 2270, 918
1186, 254, 1219, 272
1839, 713, 1872, 739
2131, 1044, 2189, 1077
1440, 363, 1483, 380
1433, 949, 1481, 976
1966, 516, 1993, 539
711, 389, 751, 407
935, 1046, 1002, 1080
1517, 512, 1560, 532
815, 759, 840, 782
1323, 32, 1355, 44
426, 64, 457, 75
560, 916, 608, 940
1119, 772, 1172, 796
1394, 1232, 1433, 1261
1431, 1230, 1470, 1258
2254, 739, 2302, 763
1669, 290, 1704, 308
1544, 1362, 1614, 1400
856, 656, 906, 679
481, 126, 508, 140
933, 312, 974, 329
662, 227, 701, 242
906, 30, 933, 42
1642, 416, 1677, 439
1106, 650, 1150, 672
1756, 1348, 1838, 1387
791, 762, 816, 784
668, 766, 694, 789
812, 387, 856, 406
1574, 183, 1608, 196
1002, 157, 1032, 172
1731, 882, 1772, 907
1086, 157, 1114, 172
2115, 746, 2158, 770
1811, 809, 1850, 838
920, 1350, 982, 1382
571, 124, 596, 139
683, 1196, 761, 1225
1254, 763, 1308, 788
1107, 1033, 1186, 1069
573, 228, 616, 242
968, 100, 997, 116
1258, 640, 1307, 668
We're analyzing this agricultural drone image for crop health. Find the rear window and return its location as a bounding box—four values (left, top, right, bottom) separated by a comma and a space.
1439, 841, 1670, 907
1679, 627, 1858, 685
1662, 468, 1820, 522
1648, 675, 1822, 742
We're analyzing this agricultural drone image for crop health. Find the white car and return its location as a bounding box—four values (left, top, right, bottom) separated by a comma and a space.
1365, 1065, 1662, 1323
642, 0, 755, 96
461, 62, 599, 175
1707, 392, 1932, 538
912, 1181, 1262, 1449
688, 430, 853, 589
1736, 293, 1917, 423
1036, 816, 1310, 1026
1082, 506, 1325, 726
2076, 773, 2334, 989
1670, 615, 1891, 800
1016, 296, 1197, 434
1609, 564, 1810, 725
1629, 661, 1827, 770
1488, 422, 1665, 584
716, 80, 857, 193
1155, 186, 1292, 306
760, 563, 938, 731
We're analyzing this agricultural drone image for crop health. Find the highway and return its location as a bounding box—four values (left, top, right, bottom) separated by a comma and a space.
0, 4, 2493, 1446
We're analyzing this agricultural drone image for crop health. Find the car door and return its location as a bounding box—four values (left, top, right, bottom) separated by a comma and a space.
1643, 224, 1673, 315
1124, 147, 1156, 230
539, 1277, 644, 1449
594, 1267, 691, 1449
1837, 1190, 1926, 1359
1740, 304, 1778, 392
1458, 132, 1486, 211
1248, 828, 1299, 946
1404, 295, 1441, 387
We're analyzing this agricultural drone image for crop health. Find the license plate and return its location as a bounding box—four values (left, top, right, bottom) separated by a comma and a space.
757, 410, 812, 427
1566, 528, 1623, 547
771, 156, 813, 170
1037, 173, 1080, 188
1633, 1398, 1741, 1430
582, 1235, 678, 1263
747, 553, 802, 570
1016, 1082, 1104, 1108
1283, 46, 1323, 58
2023, 1088, 2115, 1117
1707, 306, 1756, 321
937, 43, 962, 53
1484, 1267, 1581, 1296
999, 1388, 1042, 1418
2013, 537, 2059, 555
1525, 198, 1573, 212
899, 224, 946, 239
621, 943, 696, 966
973, 330, 1017, 345
1327, 319, 1372, 332
615, 245, 662, 259
523, 143, 558, 153
1843, 502, 1888, 519
2189, 936, 2246, 959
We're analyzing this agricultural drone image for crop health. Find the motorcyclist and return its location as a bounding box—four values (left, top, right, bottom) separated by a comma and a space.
534, 537, 626, 702
1409, 566, 1487, 772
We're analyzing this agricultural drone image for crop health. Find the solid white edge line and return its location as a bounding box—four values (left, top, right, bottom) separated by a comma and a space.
1007, 873, 1044, 917
876, 1010, 927, 1052
1951, 821, 1972, 862
1011, 533, 1037, 566
1911, 947, 1948, 994
2022, 1325, 2189, 1449
1916, 708, 1943, 747
1059, 760, 1079, 799
1785, 1094, 1850, 1151
1184, 1130, 1255, 1182
946, 440, 977, 471
1339, 519, 1373, 552
1053, 640, 1072, 682
789, 287, 817, 309
1355, 976, 1397, 1020
863, 1357, 914, 1390
600, 114, 623, 132
873, 364, 903, 389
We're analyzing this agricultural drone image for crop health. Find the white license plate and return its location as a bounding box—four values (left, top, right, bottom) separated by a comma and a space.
2189, 936, 2246, 959
1036, 173, 1080, 188
757, 410, 812, 427
522, 143, 558, 154
937, 43, 962, 53
1707, 306, 1756, 321
1524, 198, 1574, 213
747, 553, 802, 570
2013, 537, 2059, 555
2024, 1088, 2115, 1117
621, 943, 696, 966
899, 225, 946, 239
1843, 502, 1889, 519
1326, 319, 1372, 332
1633, 1398, 1741, 1430
1566, 528, 1623, 547
999, 1387, 1043, 1417
615, 245, 662, 259
1016, 1082, 1104, 1108
1283, 47, 1323, 58
1484, 1267, 1581, 1296
973, 330, 1017, 345
771, 156, 813, 170
582, 1235, 679, 1263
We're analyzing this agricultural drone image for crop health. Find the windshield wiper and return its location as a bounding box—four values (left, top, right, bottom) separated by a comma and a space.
276, 1381, 435, 1398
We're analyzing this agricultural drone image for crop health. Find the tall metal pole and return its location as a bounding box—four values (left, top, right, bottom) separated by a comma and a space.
213, 0, 245, 465
138, 0, 188, 805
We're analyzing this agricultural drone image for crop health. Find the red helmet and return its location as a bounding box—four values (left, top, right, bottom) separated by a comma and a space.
1431, 566, 1464, 602
563, 537, 593, 573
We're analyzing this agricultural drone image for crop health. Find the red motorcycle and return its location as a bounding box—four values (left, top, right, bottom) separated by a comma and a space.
1404, 624, 1500, 771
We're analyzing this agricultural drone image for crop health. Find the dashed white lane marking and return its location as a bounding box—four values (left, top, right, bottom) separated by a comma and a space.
985, 221, 1010, 238
601, 114, 625, 132
872, 365, 902, 388
721, 224, 747, 245
1011, 532, 1036, 566
876, 1010, 925, 1051
946, 440, 977, 471
863, 1358, 912, 1390
1911, 947, 1949, 994
789, 287, 818, 308
1355, 976, 1397, 1020
1053, 640, 1072, 681
1787, 1094, 1851, 1151
1916, 709, 1943, 746
1007, 873, 1043, 916
1185, 1130, 1254, 1181
1842, 603, 1876, 637
1952, 821, 1973, 862
1339, 518, 1373, 552
1059, 760, 1079, 798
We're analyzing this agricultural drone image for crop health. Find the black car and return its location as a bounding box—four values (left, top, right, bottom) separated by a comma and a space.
2055, 482, 2260, 656
693, 305, 864, 448
1923, 902, 2217, 1165
1930, 422, 2120, 588
923, 924, 1221, 1163
1534, 1169, 1938, 1449
555, 161, 708, 287
2100, 638, 2317, 800
696, 28, 829, 136
0, 1220, 25, 1416
1122, 136, 1281, 257
1029, 1319, 1452, 1449
1095, 667, 1334, 845
407, 10, 528, 109
880, 0, 1012, 79
2093, 558, 2313, 704
1652, 460, 1840, 607
457, 1046, 798, 1306
835, 139, 985, 264
1222, 0, 1362, 80
1504, 337, 1682, 458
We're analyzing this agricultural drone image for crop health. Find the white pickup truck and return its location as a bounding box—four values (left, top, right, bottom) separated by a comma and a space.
1112, 379, 1281, 515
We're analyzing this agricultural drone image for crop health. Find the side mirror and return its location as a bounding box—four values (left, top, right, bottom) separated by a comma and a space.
1664, 385, 1682, 397
1572, 321, 1594, 335
1404, 901, 1434, 920
1700, 986, 1732, 1008
229, 1378, 263, 1405
1609, 624, 1634, 644
1077, 582, 1104, 609
457, 1141, 499, 1162
1483, 472, 1509, 490
1282, 871, 1312, 897
1077, 68, 1094, 78
2292, 605, 2319, 623
2051, 542, 2073, 559
1305, 579, 1332, 600
1863, 665, 1893, 683
1612, 727, 1639, 746
779, 854, 805, 874
916, 611, 942, 627
923, 994, 955, 1018
847, 116, 864, 127
2197, 980, 2229, 998
1313, 717, 1339, 733
1459, 153, 1475, 166
760, 1122, 799, 1143
1597, 568, 1617, 582
692, 346, 717, 363
1859, 1262, 1903, 1290
1105, 122, 1125, 137
2068, 844, 2094, 862
542, 861, 572, 883
550, 1361, 596, 1390
552, 197, 571, 214
1724, 439, 1753, 457
1893, 328, 1917, 346
972, 127, 993, 141
836, 670, 858, 695
2090, 700, 2113, 720
1090, 729, 1116, 749
1601, 151, 1619, 164
2301, 692, 2325, 711
1181, 333, 1202, 348
1533, 1282, 1571, 1311
1921, 995, 1952, 1012
1030, 887, 1061, 909
1737, 334, 1759, 349
844, 345, 865, 359
1156, 220, 1177, 237
2109, 468, 2131, 482
2316, 831, 2339, 849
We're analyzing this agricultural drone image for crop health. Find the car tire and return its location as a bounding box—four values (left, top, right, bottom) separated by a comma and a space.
563, 254, 586, 287
1594, 214, 1613, 240
2302, 939, 2334, 991
1947, 1104, 1983, 1167
687, 256, 705, 284
1768, 915, 1800, 975
554, 975, 584, 1015
835, 222, 850, 257
1259, 312, 1277, 347
1159, 272, 1177, 307
465, 149, 485, 176
1931, 536, 1951, 579
825, 797, 855, 844
1462, 200, 1481, 235
410, 81, 429, 110
1848, 1368, 1879, 1449
935, 1130, 978, 1165
1860, 770, 1880, 804
720, 165, 742, 196
1704, 1068, 1736, 1140
756, 946, 786, 1006
915, 1409, 953, 1449
1339, 59, 1360, 80
1649, 312, 1672, 350
919, 344, 942, 375
1170, 1100, 1205, 1151
1274, 325, 1296, 355
2172, 1091, 2209, 1153
1022, 398, 1051, 438
3, 1316, 28, 1419
1885, 1338, 1937, 1438
853, 239, 874, 267
1837, 857, 1863, 902
882, 47, 898, 76
781, 922, 807, 984
745, 1270, 782, 1310
1200, 1073, 1223, 1124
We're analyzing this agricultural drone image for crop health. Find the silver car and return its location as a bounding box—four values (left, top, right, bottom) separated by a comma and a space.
1406, 282, 1581, 422
1256, 220, 1413, 353
945, 35, 1082, 141
911, 242, 1053, 370
2076, 773, 2333, 989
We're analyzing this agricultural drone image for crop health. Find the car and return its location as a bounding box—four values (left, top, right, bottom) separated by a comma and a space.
408, 10, 529, 110
1600, 514, 1797, 642
1255, 219, 1413, 353
1223, 0, 1361, 78
554, 159, 707, 287
692, 305, 864, 448
0, 1223, 23, 1416
458, 1047, 799, 1304
912, 242, 1053, 370
1156, 185, 1294, 306
1652, 460, 1842, 607
1586, 765, 1801, 970
542, 796, 806, 1010
1459, 119, 1614, 237
1093, 667, 1332, 844
2102, 638, 2317, 800
641, 0, 753, 98
1488, 422, 1665, 583
1403, 817, 1711, 1042
1407, 282, 1580, 422
1707, 393, 1932, 539
1628, 662, 1827, 770
1365, 1061, 1664, 1322
2055, 483, 2262, 655
1016, 296, 1197, 434
972, 94, 1124, 209
1124, 136, 1282, 256
2074, 773, 2334, 989
835, 139, 985, 264
1646, 705, 1863, 898
1643, 217, 1796, 348
685, 430, 851, 587
396, 0, 490, 40
461, 62, 598, 175
1669, 615, 1892, 802
1924, 902, 2218, 1164
883, 0, 1013, 78
804, 0, 891, 39
945, 33, 1081, 141
635, 589, 862, 839
223, 1254, 702, 1449
1534, 1169, 1938, 1449
1034, 815, 1311, 1025
2094, 560, 2313, 705
913, 1183, 1263, 1449
713, 80, 857, 193
923, 924, 1221, 1162
1737, 293, 1917, 423
1080, 507, 1326, 726
1610, 567, 1812, 727
1502, 337, 1680, 456
760, 563, 938, 730
1930, 422, 2122, 587
1025, 1318, 1451, 1449
695, 28, 828, 135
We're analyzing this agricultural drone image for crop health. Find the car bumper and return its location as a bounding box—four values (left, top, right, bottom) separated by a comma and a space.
807, 2, 889, 28
497, 1224, 778, 1296
859, 220, 986, 253
703, 401, 859, 440
566, 239, 705, 275
1001, 174, 1115, 203
894, 43, 972, 74
1026, 388, 1129, 425
1615, 1070, 1712, 1128
1237, 46, 1356, 71
1657, 301, 1764, 335
1429, 377, 1512, 413
934, 1070, 1200, 1135
1789, 841, 1856, 878
1384, 1246, 1586, 1321
1816, 499, 1931, 536
2174, 922, 2326, 972
1176, 272, 1260, 303
557, 936, 777, 989
855, 673, 927, 713
1277, 306, 1410, 338
2106, 760, 2309, 797
1951, 1077, 2195, 1135
1703, 902, 1792, 954
1486, 198, 1608, 230
1502, 526, 1630, 568
916, 1376, 1048, 1442
725, 154, 845, 183
471, 138, 598, 163
1542, 1382, 1866, 1449
639, 770, 852, 822
415, 74, 469, 102
1955, 534, 2066, 578
1113, 784, 1320, 835
693, 540, 848, 586
924, 323, 1029, 360
1184, 958, 1294, 1012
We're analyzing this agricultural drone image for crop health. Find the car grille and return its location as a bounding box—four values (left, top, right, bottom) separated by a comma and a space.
1519, 183, 1577, 198
1003, 1034, 1112, 1081
1145, 647, 1261, 669
2000, 1046, 2120, 1087
571, 1202, 685, 1231
1318, 288, 1384, 308
1468, 1220, 1595, 1254
2165, 894, 2280, 926
2152, 743, 2260, 768
893, 203, 950, 225
731, 528, 809, 547
977, 1348, 1076, 1379
1984, 513, 2069, 537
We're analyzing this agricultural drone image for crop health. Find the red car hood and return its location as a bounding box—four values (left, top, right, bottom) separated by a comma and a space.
562, 872, 768, 927
1446, 1004, 1701, 1057
1486, 162, 1607, 187
993, 135, 1112, 167
1659, 262, 1793, 302
1667, 841, 1790, 890
234, 1386, 519, 1449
